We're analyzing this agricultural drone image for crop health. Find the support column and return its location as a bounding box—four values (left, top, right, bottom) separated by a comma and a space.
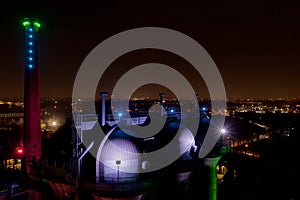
203, 156, 222, 200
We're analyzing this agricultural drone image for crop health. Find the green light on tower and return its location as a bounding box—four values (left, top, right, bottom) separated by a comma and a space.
34, 22, 41, 29
22, 18, 41, 31
22, 21, 30, 27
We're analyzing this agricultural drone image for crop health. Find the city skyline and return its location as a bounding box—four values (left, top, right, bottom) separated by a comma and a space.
1, 1, 300, 99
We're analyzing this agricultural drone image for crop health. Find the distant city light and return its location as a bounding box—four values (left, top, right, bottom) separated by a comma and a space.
52, 121, 57, 126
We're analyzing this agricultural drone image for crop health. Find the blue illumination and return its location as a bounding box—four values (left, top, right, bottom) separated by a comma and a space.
29, 34, 33, 38
29, 50, 33, 53
28, 64, 33, 68
202, 107, 206, 111
170, 109, 174, 113
118, 113, 122, 117
29, 42, 33, 46
29, 28, 33, 32
29, 57, 33, 61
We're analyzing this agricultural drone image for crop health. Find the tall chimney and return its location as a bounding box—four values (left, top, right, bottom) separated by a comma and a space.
22, 18, 41, 173
100, 92, 108, 126
159, 93, 165, 116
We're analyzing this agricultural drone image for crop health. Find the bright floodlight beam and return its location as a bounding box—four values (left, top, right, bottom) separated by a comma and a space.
221, 128, 226, 134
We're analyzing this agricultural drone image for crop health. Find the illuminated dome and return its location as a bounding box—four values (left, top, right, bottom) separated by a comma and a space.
177, 127, 195, 159
153, 119, 195, 159
96, 117, 196, 183
100, 138, 139, 161
96, 127, 141, 183
147, 119, 195, 183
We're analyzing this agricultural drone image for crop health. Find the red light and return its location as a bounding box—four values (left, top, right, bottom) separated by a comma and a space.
16, 147, 24, 155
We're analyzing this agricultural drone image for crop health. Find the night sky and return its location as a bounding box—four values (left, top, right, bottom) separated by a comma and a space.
1, 1, 300, 99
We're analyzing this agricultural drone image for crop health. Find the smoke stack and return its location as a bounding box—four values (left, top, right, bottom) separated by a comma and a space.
100, 92, 108, 126
22, 18, 41, 173
159, 93, 165, 116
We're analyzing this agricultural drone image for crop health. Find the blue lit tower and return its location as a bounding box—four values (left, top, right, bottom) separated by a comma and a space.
22, 18, 41, 173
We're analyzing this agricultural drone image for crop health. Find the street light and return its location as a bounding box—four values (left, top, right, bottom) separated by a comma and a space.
116, 160, 121, 183
118, 113, 122, 122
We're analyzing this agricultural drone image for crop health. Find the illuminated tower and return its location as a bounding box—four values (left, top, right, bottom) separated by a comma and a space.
22, 18, 41, 173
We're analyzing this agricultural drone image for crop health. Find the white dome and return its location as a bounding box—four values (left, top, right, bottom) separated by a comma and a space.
96, 128, 141, 183
100, 138, 139, 160
100, 138, 140, 172
177, 127, 195, 156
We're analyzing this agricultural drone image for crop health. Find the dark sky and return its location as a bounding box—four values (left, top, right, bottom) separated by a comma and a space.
1, 1, 300, 99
